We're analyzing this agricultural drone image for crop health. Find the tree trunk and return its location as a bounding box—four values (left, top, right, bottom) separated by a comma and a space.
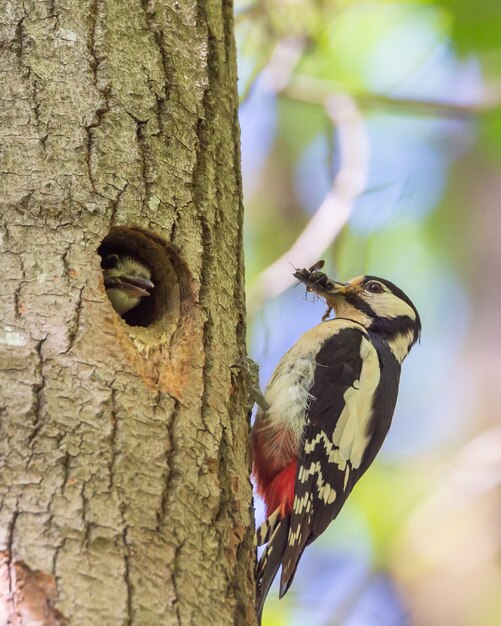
0, 1, 256, 625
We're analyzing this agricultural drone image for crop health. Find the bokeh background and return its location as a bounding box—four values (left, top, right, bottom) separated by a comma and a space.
235, 1, 501, 625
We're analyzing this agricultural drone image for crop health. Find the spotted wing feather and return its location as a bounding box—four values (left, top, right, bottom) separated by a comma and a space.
280, 327, 380, 594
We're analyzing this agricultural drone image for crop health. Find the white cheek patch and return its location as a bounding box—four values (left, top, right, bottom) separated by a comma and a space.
367, 291, 416, 320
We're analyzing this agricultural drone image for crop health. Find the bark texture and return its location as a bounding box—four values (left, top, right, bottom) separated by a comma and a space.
0, 1, 256, 625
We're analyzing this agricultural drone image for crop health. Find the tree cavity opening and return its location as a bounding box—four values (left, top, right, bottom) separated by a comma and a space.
98, 227, 190, 329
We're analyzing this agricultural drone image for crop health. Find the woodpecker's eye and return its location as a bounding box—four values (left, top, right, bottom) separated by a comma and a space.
365, 281, 384, 294
102, 253, 120, 270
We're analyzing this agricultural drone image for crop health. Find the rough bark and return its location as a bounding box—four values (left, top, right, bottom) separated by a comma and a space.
0, 1, 256, 625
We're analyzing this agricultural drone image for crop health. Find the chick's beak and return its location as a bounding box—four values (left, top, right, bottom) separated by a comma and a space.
109, 275, 154, 298
121, 275, 154, 297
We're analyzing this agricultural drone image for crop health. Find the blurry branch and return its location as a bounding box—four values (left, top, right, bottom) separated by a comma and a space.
283, 74, 501, 118
240, 36, 307, 105
247, 92, 369, 315
244, 35, 501, 314
259, 36, 308, 94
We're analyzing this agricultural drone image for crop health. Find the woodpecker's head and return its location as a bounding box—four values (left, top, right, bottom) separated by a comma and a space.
102, 253, 154, 316
295, 266, 421, 363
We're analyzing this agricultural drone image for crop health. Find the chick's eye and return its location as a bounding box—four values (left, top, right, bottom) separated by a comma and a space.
102, 254, 120, 270
365, 281, 384, 294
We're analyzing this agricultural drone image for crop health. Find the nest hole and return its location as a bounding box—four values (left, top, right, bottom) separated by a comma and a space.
98, 226, 191, 329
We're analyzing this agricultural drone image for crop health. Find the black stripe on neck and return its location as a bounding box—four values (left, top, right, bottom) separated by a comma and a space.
368, 314, 417, 344
344, 294, 375, 318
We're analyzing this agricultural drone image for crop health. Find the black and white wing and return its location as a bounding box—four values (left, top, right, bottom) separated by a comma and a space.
279, 324, 396, 594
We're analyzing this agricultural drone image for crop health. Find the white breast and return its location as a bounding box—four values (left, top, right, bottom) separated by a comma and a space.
265, 356, 315, 445
106, 288, 140, 315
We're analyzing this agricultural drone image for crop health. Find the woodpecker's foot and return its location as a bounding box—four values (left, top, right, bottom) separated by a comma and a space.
231, 357, 270, 411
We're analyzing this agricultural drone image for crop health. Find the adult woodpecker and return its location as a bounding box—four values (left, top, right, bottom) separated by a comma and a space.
252, 263, 421, 619
101, 253, 154, 316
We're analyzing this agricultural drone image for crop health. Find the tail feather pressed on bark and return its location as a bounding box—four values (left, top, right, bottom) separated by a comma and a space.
256, 515, 291, 623
255, 506, 281, 547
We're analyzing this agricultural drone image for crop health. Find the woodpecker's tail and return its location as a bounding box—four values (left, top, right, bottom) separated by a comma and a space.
256, 514, 291, 623
255, 507, 281, 547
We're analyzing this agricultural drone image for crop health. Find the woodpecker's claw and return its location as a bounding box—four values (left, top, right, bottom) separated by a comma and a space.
231, 357, 270, 411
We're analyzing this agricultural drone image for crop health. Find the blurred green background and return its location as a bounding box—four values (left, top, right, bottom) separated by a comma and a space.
235, 1, 501, 625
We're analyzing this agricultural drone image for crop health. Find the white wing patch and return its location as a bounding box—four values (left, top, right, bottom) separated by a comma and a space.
300, 433, 351, 496
293, 335, 379, 521
293, 492, 311, 515
298, 460, 321, 483
318, 481, 337, 505
332, 336, 380, 469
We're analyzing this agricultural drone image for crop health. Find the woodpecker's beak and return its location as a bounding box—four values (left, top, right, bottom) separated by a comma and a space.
307, 279, 348, 298
324, 281, 347, 295
315, 281, 351, 310
105, 274, 154, 298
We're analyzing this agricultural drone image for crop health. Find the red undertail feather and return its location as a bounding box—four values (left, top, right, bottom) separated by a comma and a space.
255, 461, 296, 518
252, 425, 298, 517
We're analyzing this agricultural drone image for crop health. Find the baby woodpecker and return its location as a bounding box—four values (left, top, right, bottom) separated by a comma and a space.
102, 253, 154, 316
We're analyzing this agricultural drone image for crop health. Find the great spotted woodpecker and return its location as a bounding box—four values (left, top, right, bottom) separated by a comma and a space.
101, 253, 154, 316
252, 263, 421, 618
